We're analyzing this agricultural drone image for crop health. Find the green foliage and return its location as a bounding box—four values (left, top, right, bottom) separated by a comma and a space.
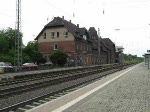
124, 54, 144, 64
50, 51, 68, 67
23, 41, 46, 64
0, 28, 45, 64
0, 28, 17, 64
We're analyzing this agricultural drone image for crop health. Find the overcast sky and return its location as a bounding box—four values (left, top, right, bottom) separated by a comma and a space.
0, 0, 150, 57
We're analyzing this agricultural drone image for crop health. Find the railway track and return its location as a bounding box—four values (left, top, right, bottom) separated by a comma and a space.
0, 66, 99, 87
0, 63, 133, 112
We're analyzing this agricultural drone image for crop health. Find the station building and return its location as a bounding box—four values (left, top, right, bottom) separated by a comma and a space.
35, 16, 116, 66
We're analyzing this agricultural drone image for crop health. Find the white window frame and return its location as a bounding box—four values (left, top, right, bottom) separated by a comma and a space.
54, 43, 58, 50
51, 32, 55, 38
83, 35, 87, 40
65, 32, 68, 38
57, 32, 59, 38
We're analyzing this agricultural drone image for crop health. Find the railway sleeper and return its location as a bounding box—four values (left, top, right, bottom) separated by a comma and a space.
32, 102, 41, 106
25, 105, 35, 109
17, 107, 28, 112
44, 98, 51, 101
39, 100, 47, 103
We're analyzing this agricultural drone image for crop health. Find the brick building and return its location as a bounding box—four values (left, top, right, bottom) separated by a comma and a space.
101, 38, 116, 64
35, 16, 116, 66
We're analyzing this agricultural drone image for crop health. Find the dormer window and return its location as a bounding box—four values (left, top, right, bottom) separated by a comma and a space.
83, 35, 87, 40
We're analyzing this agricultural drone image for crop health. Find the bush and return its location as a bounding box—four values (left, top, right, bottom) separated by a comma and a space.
50, 51, 68, 67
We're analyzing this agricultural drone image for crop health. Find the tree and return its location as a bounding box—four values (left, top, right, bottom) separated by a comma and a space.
0, 27, 45, 65
50, 51, 68, 67
23, 41, 45, 64
0, 28, 19, 64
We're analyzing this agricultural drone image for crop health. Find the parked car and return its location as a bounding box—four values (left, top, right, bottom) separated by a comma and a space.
22, 63, 38, 70
0, 62, 14, 72
40, 61, 54, 69
5, 62, 13, 66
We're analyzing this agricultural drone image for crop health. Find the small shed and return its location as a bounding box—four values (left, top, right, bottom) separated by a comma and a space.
116, 46, 124, 65
143, 50, 150, 69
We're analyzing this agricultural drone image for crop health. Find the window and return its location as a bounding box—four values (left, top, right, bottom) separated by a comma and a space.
51, 32, 55, 38
83, 35, 87, 40
45, 56, 47, 60
81, 45, 82, 50
44, 32, 46, 39
57, 32, 59, 38
65, 32, 68, 38
78, 44, 80, 50
54, 43, 58, 50
76, 44, 79, 50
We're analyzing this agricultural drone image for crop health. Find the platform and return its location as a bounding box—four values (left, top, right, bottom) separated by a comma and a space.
65, 63, 149, 112
27, 63, 149, 112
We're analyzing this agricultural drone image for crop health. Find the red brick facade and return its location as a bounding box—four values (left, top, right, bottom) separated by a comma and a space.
38, 41, 75, 59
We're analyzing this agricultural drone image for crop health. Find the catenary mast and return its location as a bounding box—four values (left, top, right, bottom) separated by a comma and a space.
98, 28, 101, 65
15, 0, 22, 71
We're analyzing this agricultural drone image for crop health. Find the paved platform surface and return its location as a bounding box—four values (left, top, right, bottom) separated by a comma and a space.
63, 63, 150, 112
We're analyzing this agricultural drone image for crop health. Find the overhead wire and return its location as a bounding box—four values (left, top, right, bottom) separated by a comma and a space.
43, 0, 87, 28
44, 0, 73, 18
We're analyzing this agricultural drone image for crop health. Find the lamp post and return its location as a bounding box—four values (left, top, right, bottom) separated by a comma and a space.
98, 28, 101, 65
114, 29, 125, 65
114, 29, 120, 31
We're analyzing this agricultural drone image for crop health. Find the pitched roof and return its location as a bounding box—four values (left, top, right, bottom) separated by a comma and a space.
88, 27, 98, 37
102, 38, 114, 44
35, 17, 80, 40
46, 17, 64, 27
100, 39, 109, 51
102, 38, 115, 49
78, 27, 87, 36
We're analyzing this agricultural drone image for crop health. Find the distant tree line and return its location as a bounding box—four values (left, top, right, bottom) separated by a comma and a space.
124, 54, 144, 63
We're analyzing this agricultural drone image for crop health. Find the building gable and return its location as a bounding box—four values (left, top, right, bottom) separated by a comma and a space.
35, 17, 80, 40
37, 27, 75, 43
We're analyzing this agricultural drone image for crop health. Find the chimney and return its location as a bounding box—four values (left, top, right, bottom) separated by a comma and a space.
69, 20, 71, 23
77, 24, 79, 28
62, 16, 64, 20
